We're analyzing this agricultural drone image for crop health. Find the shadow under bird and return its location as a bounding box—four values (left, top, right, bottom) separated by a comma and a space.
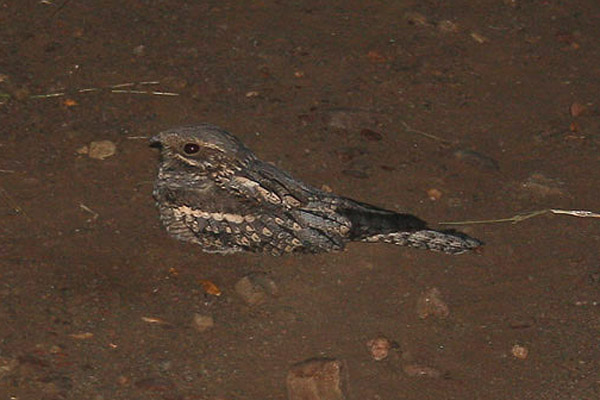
150, 124, 481, 256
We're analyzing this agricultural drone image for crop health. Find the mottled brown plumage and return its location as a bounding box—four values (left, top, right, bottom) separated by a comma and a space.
150, 124, 481, 255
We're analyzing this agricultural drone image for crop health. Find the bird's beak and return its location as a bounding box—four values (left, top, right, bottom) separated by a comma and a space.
149, 134, 162, 148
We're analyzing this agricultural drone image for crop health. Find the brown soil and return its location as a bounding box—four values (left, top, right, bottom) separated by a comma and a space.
2, 1, 600, 399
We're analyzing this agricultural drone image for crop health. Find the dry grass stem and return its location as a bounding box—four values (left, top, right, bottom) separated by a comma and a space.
399, 121, 453, 144
110, 89, 179, 96
26, 81, 179, 99
440, 208, 600, 226
79, 203, 99, 220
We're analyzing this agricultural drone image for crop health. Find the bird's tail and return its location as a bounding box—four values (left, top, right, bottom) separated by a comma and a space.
338, 202, 481, 255
361, 229, 481, 254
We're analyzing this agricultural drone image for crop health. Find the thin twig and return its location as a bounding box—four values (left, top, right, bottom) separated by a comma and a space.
440, 208, 600, 226
111, 82, 136, 88
549, 209, 600, 218
78, 88, 100, 93
399, 121, 453, 144
30, 92, 65, 99
112, 81, 159, 88
110, 89, 179, 96
141, 316, 172, 326
79, 203, 99, 221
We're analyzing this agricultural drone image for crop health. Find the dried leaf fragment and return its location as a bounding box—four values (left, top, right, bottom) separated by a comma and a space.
198, 279, 222, 296
63, 98, 78, 107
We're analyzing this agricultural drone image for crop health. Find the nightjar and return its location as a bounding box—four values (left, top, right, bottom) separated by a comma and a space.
150, 124, 481, 256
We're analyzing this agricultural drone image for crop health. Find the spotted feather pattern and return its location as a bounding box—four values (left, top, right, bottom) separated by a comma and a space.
151, 124, 481, 255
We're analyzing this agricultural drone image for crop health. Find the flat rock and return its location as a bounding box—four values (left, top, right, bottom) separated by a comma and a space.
287, 358, 346, 400
235, 273, 278, 306
88, 140, 117, 160
192, 313, 214, 332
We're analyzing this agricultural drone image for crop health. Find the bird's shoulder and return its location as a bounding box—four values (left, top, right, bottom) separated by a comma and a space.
225, 159, 330, 209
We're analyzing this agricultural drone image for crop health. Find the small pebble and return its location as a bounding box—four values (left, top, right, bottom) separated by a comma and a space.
416, 287, 450, 319
366, 337, 392, 361
235, 274, 278, 306
88, 140, 116, 160
192, 313, 214, 332
511, 344, 529, 360
427, 188, 442, 201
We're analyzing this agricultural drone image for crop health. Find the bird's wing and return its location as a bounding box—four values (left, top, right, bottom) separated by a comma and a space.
228, 160, 318, 209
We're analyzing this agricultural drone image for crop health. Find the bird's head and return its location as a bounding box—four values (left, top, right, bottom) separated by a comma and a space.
150, 124, 255, 172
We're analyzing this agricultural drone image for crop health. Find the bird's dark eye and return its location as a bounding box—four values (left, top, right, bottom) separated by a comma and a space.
183, 143, 200, 154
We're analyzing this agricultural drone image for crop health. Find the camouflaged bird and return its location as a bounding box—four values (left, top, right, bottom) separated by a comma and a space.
150, 124, 481, 256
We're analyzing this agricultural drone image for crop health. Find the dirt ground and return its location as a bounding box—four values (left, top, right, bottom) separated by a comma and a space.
1, 0, 600, 399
